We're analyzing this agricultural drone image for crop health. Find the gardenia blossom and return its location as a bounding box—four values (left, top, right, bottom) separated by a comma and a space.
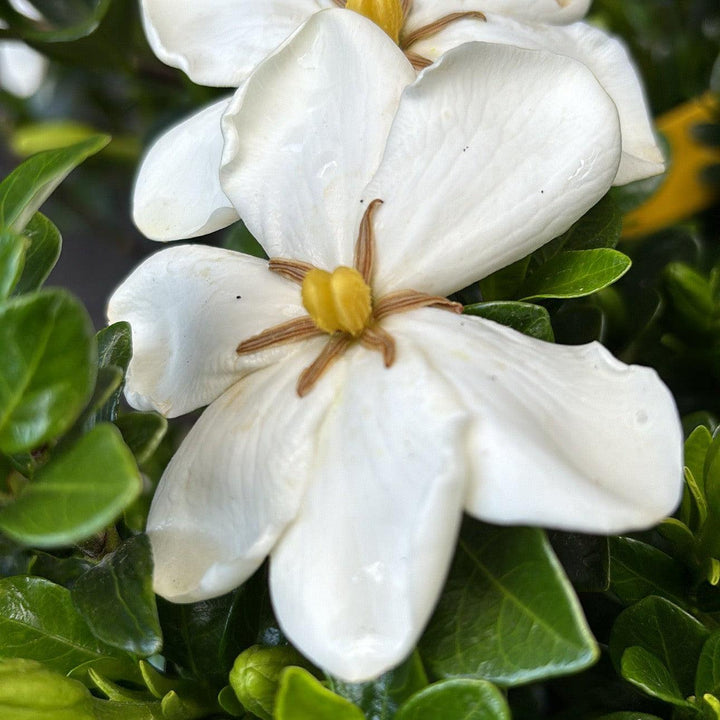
0, 0, 47, 98
109, 12, 683, 682
133, 0, 664, 241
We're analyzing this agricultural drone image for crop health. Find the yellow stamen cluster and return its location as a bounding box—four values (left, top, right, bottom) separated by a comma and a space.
345, 0, 404, 44
301, 266, 372, 336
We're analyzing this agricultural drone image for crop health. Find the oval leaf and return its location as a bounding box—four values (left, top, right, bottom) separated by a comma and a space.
0, 231, 27, 300
12, 212, 62, 295
396, 679, 510, 720
275, 667, 364, 720
464, 301, 554, 341
620, 646, 690, 706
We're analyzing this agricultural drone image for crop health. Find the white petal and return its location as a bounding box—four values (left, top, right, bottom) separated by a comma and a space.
270, 342, 468, 682
133, 98, 239, 241
393, 310, 683, 534
221, 10, 414, 269
0, 41, 47, 98
106, 245, 306, 417
408, 15, 664, 185
148, 342, 335, 603
140, 0, 333, 87
406, 0, 592, 29
366, 42, 621, 297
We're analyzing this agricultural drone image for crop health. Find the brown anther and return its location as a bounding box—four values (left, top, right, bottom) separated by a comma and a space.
236, 316, 323, 355
373, 289, 463, 321
360, 325, 396, 367
269, 258, 315, 285
354, 198, 383, 284
297, 334, 353, 397
401, 11, 486, 49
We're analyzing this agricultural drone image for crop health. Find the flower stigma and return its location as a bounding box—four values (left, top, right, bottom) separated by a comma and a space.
236, 199, 462, 397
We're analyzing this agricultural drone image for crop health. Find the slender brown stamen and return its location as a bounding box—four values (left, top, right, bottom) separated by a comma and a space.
236, 317, 323, 355
401, 0, 413, 18
373, 289, 462, 321
360, 325, 396, 367
354, 199, 383, 284
268, 258, 315, 285
297, 334, 353, 397
333, 0, 345, 6
401, 11, 486, 49
404, 51, 432, 71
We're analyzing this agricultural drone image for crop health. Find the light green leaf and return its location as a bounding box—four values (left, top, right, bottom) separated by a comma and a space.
0, 135, 110, 232
463, 301, 554, 341
12, 213, 61, 294
519, 249, 631, 300
71, 535, 161, 657
275, 667, 364, 720
686, 426, 713, 493
420, 521, 598, 686
116, 412, 168, 465
217, 686, 245, 718
0, 423, 141, 547
0, 577, 137, 677
396, 679, 510, 720
621, 646, 691, 706
0, 289, 95, 455
696, 632, 720, 698
0, 231, 27, 300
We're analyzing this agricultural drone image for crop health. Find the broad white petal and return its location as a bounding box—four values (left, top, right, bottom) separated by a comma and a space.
221, 10, 414, 269
0, 41, 47, 98
133, 98, 239, 241
408, 15, 664, 185
140, 0, 333, 87
393, 310, 683, 533
405, 0, 592, 29
107, 245, 305, 417
148, 342, 335, 603
366, 42, 621, 297
270, 342, 468, 682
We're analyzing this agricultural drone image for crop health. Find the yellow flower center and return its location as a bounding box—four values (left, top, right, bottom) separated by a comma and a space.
301, 266, 372, 336
345, 0, 404, 44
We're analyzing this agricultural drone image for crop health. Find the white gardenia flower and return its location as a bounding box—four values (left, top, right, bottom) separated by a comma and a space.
133, 0, 663, 242
110, 12, 683, 682
0, 0, 47, 98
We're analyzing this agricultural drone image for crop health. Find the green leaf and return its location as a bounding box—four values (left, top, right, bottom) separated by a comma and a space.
329, 651, 428, 720
607, 537, 688, 606
0, 423, 142, 547
0, 231, 27, 300
553, 194, 623, 252
12, 213, 61, 294
463, 301, 554, 341
116, 412, 168, 465
396, 679, 510, 720
519, 249, 631, 300
620, 646, 691, 706
687, 426, 714, 490
0, 576, 136, 677
696, 632, 720, 698
0, 0, 113, 42
0, 135, 110, 232
478, 257, 531, 301
275, 667, 364, 720
664, 263, 719, 336
548, 531, 609, 593
223, 221, 267, 259
93, 322, 132, 424
609, 596, 709, 697
596, 714, 664, 720
420, 521, 598, 686
71, 535, 161, 657
0, 289, 95, 455
217, 686, 245, 718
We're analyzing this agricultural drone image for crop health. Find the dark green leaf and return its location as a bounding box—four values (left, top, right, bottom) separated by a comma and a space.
609, 596, 709, 697
696, 632, 720, 698
686, 426, 713, 496
0, 576, 136, 677
0, 231, 27, 300
223, 221, 267, 259
552, 302, 606, 345
396, 679, 510, 720
275, 667, 364, 720
93, 322, 132, 424
0, 0, 113, 42
0, 423, 141, 547
596, 714, 664, 720
116, 412, 168, 465
0, 289, 95, 454
463, 301, 554, 342
519, 249, 631, 300
663, 263, 719, 336
420, 521, 598, 686
553, 194, 623, 252
29, 552, 93, 588
71, 535, 161, 657
548, 532, 609, 592
620, 646, 690, 706
12, 213, 61, 294
478, 257, 531, 301
0, 135, 110, 232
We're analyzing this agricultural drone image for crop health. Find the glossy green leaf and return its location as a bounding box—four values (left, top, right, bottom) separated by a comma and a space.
620, 646, 690, 706
519, 249, 631, 300
478, 257, 531, 301
0, 231, 27, 300
463, 301, 554, 341
0, 423, 141, 547
116, 412, 168, 465
329, 651, 428, 720
696, 632, 720, 697
0, 576, 136, 676
607, 537, 688, 606
71, 535, 161, 657
0, 289, 95, 454
12, 213, 61, 295
396, 679, 510, 720
93, 322, 132, 424
609, 596, 709, 696
0, 135, 110, 232
275, 667, 364, 720
420, 521, 598, 686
